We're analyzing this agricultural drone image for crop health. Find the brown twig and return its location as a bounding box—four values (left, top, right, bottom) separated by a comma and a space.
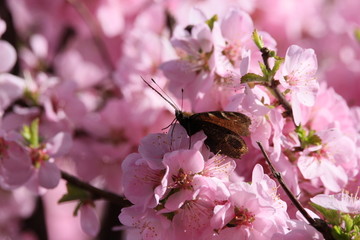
260, 47, 293, 120
61, 171, 131, 207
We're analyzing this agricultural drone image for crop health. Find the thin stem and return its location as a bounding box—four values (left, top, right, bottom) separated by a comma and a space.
61, 171, 131, 207
256, 142, 335, 240
260, 47, 293, 119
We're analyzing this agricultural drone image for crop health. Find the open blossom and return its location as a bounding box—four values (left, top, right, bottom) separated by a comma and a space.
121, 131, 290, 240
280, 45, 318, 125
211, 164, 289, 240
311, 191, 360, 214
297, 128, 355, 192
0, 128, 71, 191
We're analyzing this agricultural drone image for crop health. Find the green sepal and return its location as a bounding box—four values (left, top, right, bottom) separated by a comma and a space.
252, 29, 264, 49
241, 73, 266, 83
24, 88, 40, 106
58, 183, 92, 203
295, 125, 322, 149
332, 225, 350, 240
354, 28, 360, 43
21, 118, 40, 148
205, 15, 218, 30
343, 214, 354, 232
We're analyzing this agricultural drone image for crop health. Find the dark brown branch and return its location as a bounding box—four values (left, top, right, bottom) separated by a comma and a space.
61, 171, 131, 207
256, 142, 335, 240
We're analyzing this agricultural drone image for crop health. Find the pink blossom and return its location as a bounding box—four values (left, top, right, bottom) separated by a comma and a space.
27, 131, 72, 190
161, 13, 215, 107
297, 128, 356, 192
280, 45, 318, 125
301, 83, 356, 137
122, 125, 207, 209
211, 164, 289, 239
212, 8, 254, 78
311, 191, 360, 214
2, 130, 71, 192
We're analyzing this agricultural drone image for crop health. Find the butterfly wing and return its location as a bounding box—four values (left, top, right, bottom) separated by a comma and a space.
177, 111, 251, 158
193, 120, 248, 158
190, 111, 251, 136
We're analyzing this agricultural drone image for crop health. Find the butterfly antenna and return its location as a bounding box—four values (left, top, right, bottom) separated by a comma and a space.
150, 78, 180, 109
141, 77, 179, 111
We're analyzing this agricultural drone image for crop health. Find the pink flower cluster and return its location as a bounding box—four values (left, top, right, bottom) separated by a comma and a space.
120, 126, 290, 239
0, 0, 359, 239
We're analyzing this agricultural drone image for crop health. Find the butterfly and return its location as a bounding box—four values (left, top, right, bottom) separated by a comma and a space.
143, 78, 251, 158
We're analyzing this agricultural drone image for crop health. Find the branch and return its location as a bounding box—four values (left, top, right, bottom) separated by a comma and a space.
260, 47, 293, 119
61, 170, 132, 207
256, 142, 335, 240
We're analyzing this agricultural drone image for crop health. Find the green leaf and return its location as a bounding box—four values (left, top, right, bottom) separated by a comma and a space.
205, 15, 218, 30
241, 73, 266, 83
310, 202, 341, 225
58, 183, 92, 203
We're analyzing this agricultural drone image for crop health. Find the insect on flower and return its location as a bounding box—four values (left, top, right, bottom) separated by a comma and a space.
142, 78, 251, 159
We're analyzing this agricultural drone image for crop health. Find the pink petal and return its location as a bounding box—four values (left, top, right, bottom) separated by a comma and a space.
221, 9, 253, 42
0, 40, 17, 72
1, 141, 33, 188
291, 95, 302, 126
46, 132, 72, 157
297, 156, 322, 179
80, 204, 100, 237
38, 161, 61, 189
0, 19, 6, 36
29, 34, 48, 59
0, 74, 24, 110
319, 160, 347, 192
